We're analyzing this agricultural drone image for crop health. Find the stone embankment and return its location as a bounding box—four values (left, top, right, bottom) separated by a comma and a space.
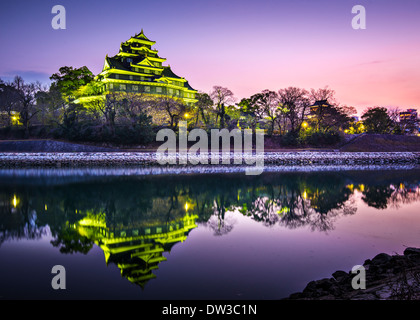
0, 151, 419, 168
285, 247, 420, 300
0, 139, 118, 153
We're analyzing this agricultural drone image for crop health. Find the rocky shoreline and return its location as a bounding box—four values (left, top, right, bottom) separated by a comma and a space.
0, 151, 419, 168
284, 248, 420, 300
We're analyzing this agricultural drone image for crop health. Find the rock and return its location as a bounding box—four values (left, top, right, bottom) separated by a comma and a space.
363, 259, 372, 266
371, 253, 392, 266
284, 248, 420, 300
315, 278, 334, 289
404, 247, 420, 256
288, 292, 303, 299
332, 270, 348, 282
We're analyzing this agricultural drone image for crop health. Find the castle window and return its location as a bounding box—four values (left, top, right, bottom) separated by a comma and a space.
120, 84, 126, 90
127, 58, 133, 63
129, 75, 133, 80
115, 74, 119, 79
156, 87, 162, 93
108, 83, 113, 90
133, 85, 138, 91
145, 86, 150, 92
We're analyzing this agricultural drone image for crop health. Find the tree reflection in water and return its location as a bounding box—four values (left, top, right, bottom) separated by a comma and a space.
1, 169, 420, 286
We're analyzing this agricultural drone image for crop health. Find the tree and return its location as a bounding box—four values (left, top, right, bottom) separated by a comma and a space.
317, 105, 354, 133
387, 107, 404, 134
361, 107, 392, 134
0, 79, 21, 127
278, 87, 310, 134
193, 92, 213, 128
238, 94, 266, 133
116, 92, 151, 125
12, 76, 43, 138
102, 92, 120, 135
115, 92, 154, 144
153, 95, 186, 129
50, 66, 94, 100
209, 86, 235, 128
255, 90, 279, 135
309, 87, 337, 131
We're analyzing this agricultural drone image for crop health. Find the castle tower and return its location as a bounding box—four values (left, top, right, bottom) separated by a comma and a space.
97, 30, 198, 106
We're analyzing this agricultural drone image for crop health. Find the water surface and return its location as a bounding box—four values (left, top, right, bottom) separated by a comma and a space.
0, 168, 419, 299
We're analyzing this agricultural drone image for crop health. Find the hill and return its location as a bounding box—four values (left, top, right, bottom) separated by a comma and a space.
339, 134, 420, 152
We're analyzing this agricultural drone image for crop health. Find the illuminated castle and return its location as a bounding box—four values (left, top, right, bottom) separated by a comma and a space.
96, 29, 198, 106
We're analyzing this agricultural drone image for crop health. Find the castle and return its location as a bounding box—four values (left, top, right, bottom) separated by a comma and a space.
95, 29, 198, 106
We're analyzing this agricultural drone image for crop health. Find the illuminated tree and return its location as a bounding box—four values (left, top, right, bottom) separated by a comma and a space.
50, 66, 94, 101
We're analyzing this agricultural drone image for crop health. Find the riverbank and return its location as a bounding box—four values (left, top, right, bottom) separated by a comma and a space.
0, 151, 419, 168
284, 247, 420, 300
1, 134, 420, 153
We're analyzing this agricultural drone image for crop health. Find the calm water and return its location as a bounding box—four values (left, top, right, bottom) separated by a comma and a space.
0, 167, 420, 300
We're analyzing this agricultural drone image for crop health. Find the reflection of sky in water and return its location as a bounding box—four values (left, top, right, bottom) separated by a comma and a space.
0, 170, 419, 299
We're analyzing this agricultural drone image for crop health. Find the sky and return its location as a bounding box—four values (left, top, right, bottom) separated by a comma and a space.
1, 0, 420, 116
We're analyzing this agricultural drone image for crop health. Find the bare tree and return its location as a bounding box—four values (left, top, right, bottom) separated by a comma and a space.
278, 87, 310, 134
117, 92, 151, 127
12, 76, 43, 138
0, 79, 21, 127
309, 87, 337, 131
209, 86, 235, 128
153, 95, 186, 129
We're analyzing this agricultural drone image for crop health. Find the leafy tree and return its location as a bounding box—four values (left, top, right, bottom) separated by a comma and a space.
238, 96, 263, 132
361, 107, 392, 134
50, 66, 94, 100
193, 92, 213, 128
254, 90, 279, 135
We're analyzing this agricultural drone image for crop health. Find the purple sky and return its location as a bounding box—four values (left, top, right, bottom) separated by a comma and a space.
1, 0, 420, 115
